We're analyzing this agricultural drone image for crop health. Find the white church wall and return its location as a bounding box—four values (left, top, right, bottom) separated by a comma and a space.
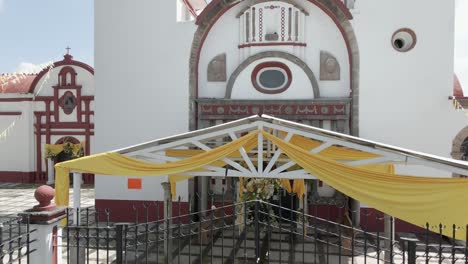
198, 1, 350, 99
355, 0, 467, 174
302, 3, 350, 98
95, 0, 195, 202
0, 103, 34, 172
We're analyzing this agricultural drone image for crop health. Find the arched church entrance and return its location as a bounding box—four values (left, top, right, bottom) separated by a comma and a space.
189, 0, 360, 225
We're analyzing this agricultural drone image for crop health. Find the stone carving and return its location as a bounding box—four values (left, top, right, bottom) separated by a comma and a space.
320, 51, 340, 80
265, 32, 279, 41
199, 103, 348, 117
207, 53, 227, 82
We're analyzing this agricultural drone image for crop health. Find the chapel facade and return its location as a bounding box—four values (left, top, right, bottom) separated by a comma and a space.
0, 53, 95, 184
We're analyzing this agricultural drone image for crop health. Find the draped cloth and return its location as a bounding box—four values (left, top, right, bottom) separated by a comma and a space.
55, 130, 468, 240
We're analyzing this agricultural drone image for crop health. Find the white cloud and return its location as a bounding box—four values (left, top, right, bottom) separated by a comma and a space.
14, 62, 45, 74
0, 0, 4, 12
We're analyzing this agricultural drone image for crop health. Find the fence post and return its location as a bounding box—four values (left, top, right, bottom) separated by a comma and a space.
408, 241, 416, 264
254, 200, 260, 262
19, 185, 67, 264
384, 214, 394, 263
400, 237, 417, 264
115, 224, 125, 264
161, 182, 172, 264
0, 223, 3, 263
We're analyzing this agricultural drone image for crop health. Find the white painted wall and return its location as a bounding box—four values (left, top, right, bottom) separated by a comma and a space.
94, 0, 195, 201
0, 104, 33, 171
355, 0, 467, 176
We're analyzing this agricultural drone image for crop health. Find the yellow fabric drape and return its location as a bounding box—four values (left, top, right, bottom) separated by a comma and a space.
262, 131, 468, 240
45, 142, 84, 158
288, 134, 379, 160
279, 179, 305, 200
166, 135, 260, 198
54, 128, 468, 240
55, 131, 260, 206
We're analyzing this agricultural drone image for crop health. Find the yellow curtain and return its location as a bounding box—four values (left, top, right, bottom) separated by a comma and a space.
262, 131, 468, 240
55, 131, 260, 206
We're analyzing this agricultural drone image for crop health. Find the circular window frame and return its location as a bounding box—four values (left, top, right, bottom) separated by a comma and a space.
60, 91, 77, 115
391, 28, 417, 52
251, 61, 292, 94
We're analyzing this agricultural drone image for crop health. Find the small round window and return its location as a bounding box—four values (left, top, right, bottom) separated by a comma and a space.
60, 91, 76, 115
392, 28, 417, 52
251, 62, 292, 94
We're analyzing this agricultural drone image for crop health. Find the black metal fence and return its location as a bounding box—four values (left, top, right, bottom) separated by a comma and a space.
0, 216, 36, 264
61, 196, 468, 264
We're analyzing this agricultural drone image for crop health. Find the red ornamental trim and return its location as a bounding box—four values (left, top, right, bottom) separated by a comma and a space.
200, 104, 346, 116
238, 42, 306, 49
59, 91, 77, 115
0, 111, 22, 116
251, 62, 292, 94
28, 57, 94, 94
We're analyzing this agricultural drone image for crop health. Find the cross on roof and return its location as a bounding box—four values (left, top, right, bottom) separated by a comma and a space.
66, 46, 71, 55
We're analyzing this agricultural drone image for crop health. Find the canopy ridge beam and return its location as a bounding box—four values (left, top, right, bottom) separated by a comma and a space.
311, 141, 333, 153
134, 153, 229, 173
277, 169, 316, 179
346, 157, 396, 166
264, 132, 293, 174
191, 140, 252, 175
123, 122, 262, 156
269, 140, 334, 174
257, 124, 264, 176
406, 157, 468, 177
263, 122, 404, 160
228, 132, 257, 174
177, 170, 314, 179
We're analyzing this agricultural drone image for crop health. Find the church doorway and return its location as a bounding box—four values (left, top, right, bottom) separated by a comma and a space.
53, 137, 84, 184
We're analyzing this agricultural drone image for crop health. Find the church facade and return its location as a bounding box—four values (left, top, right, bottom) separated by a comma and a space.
91, 0, 468, 227
0, 54, 95, 184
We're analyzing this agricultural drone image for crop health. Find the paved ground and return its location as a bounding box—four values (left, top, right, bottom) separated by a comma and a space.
0, 182, 95, 222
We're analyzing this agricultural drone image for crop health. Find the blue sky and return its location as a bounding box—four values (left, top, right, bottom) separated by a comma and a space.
0, 0, 93, 73
0, 0, 467, 90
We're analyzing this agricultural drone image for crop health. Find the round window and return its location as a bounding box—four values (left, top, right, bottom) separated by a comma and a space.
251, 62, 292, 94
60, 91, 76, 115
391, 28, 417, 52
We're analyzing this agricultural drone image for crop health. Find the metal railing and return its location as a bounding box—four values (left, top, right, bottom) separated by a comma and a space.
61, 196, 468, 264
0, 216, 36, 264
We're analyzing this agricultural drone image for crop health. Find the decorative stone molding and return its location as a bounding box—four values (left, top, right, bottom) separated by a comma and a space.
189, 0, 360, 136
225, 51, 319, 99
451, 125, 468, 160
207, 53, 227, 82
197, 98, 351, 121
320, 51, 340, 80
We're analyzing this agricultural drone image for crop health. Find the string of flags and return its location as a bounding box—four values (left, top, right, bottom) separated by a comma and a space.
452, 97, 468, 116
0, 114, 23, 142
